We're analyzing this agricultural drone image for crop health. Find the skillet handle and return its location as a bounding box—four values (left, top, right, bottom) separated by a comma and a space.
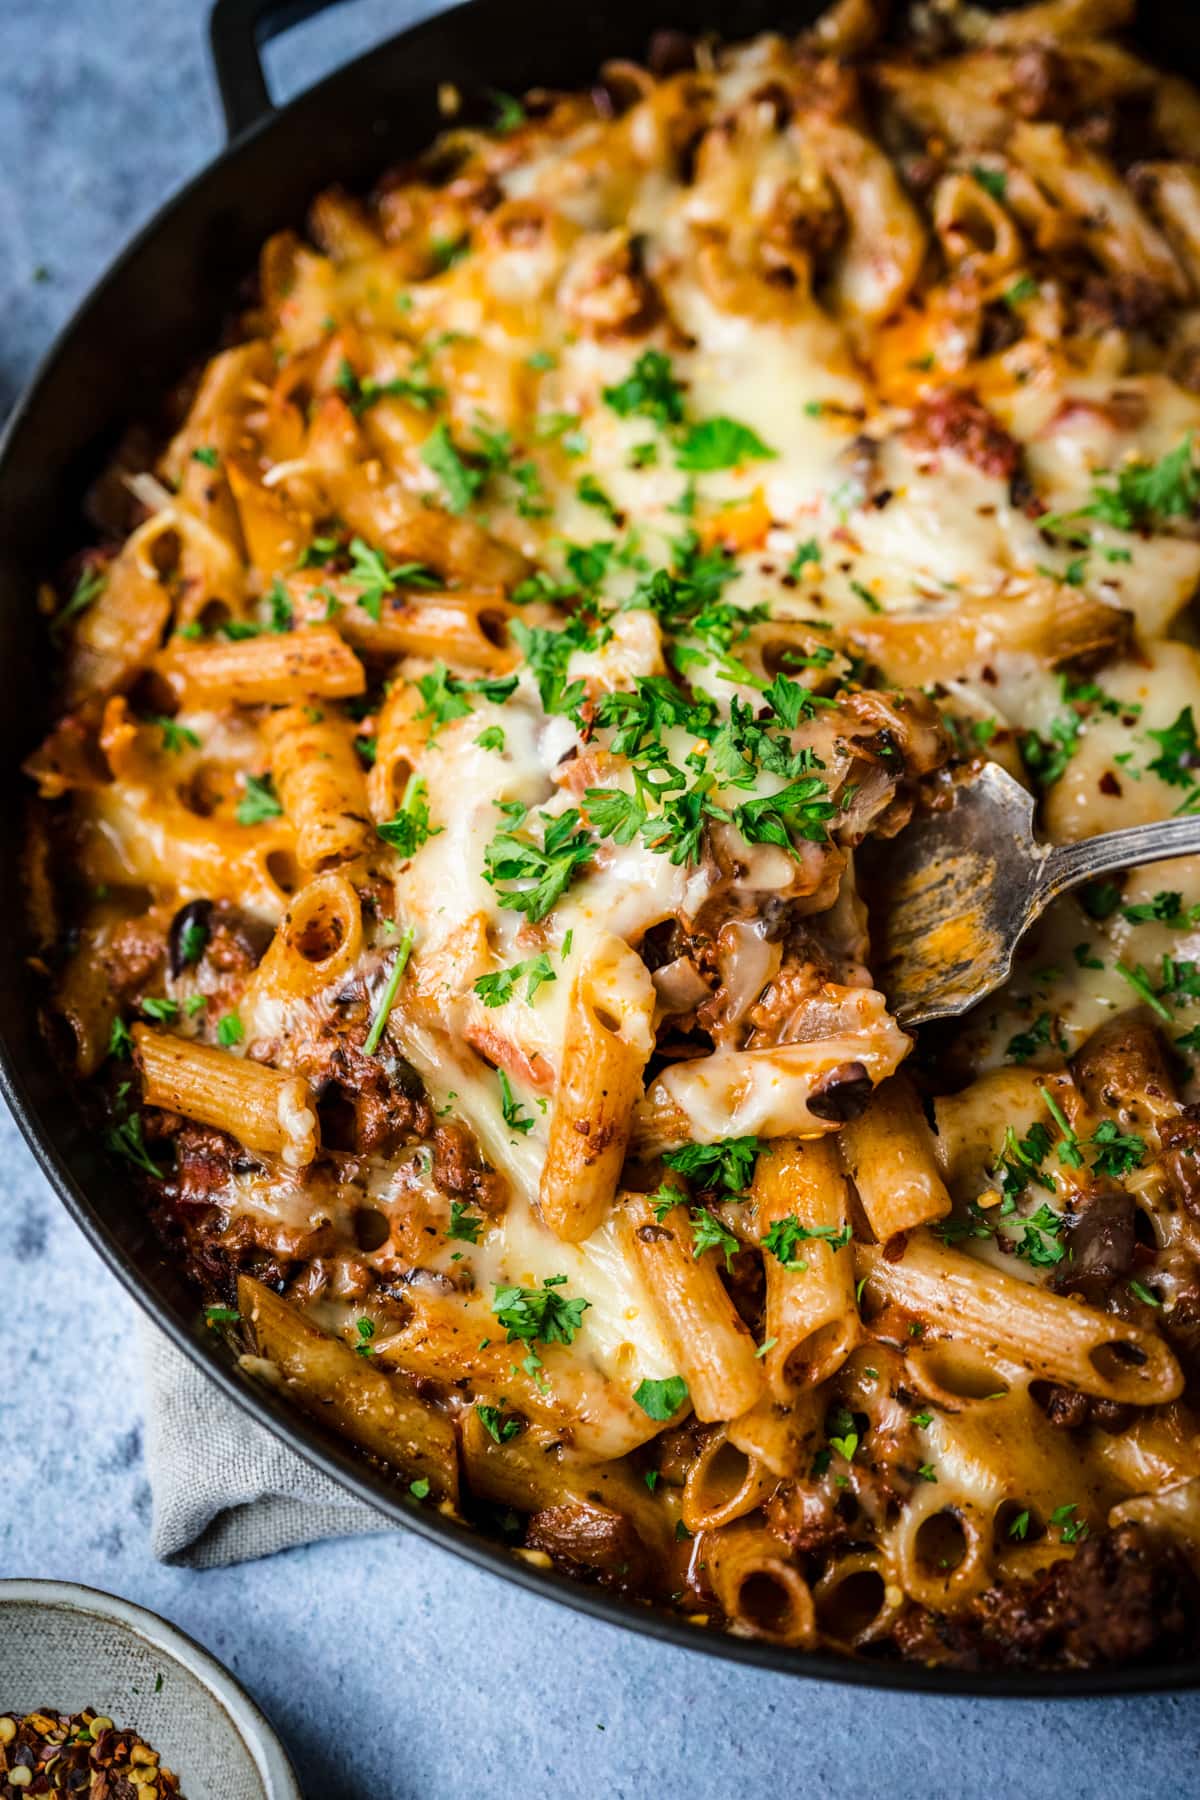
208, 0, 351, 140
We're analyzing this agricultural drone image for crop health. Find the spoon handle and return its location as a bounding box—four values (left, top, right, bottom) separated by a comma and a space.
1039, 810, 1200, 904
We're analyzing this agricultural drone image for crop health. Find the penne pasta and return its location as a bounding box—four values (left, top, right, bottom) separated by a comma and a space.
157, 625, 365, 707
619, 1193, 763, 1423
264, 703, 373, 874
838, 1074, 951, 1241
134, 1024, 319, 1168
753, 1139, 861, 1398
538, 935, 655, 1242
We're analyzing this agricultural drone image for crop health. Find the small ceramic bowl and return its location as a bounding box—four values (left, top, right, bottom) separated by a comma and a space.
0, 1581, 301, 1799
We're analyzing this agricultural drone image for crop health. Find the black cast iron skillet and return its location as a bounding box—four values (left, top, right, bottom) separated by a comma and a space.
2, 0, 1199, 1695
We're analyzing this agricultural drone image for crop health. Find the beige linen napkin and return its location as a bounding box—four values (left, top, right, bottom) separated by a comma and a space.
140, 1316, 399, 1568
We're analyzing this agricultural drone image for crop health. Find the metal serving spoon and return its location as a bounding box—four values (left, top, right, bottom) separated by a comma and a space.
869, 761, 1200, 1028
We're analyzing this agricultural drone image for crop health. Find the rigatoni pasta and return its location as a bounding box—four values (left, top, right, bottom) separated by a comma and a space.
25, 0, 1200, 1672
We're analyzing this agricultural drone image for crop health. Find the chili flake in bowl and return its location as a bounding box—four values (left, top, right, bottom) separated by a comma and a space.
0, 1708, 183, 1795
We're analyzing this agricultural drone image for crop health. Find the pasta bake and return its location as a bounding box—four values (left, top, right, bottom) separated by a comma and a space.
26, 0, 1200, 1670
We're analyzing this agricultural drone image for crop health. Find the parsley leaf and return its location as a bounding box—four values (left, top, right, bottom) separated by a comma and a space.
346, 535, 439, 620
477, 1403, 522, 1443
422, 421, 485, 513
473, 953, 557, 1007
482, 805, 594, 921
971, 164, 1007, 201
688, 1207, 740, 1269
414, 662, 517, 738
447, 1200, 483, 1244
498, 1069, 535, 1135
602, 351, 686, 426
493, 1275, 590, 1348
1146, 707, 1200, 789
1088, 1119, 1145, 1179
236, 773, 283, 826
674, 417, 776, 472
633, 1375, 689, 1420
376, 774, 441, 857
662, 1136, 764, 1195
761, 1216, 852, 1271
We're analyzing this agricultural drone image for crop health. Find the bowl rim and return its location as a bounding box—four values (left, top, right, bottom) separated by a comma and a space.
2, 0, 1200, 1701
0, 1578, 302, 1797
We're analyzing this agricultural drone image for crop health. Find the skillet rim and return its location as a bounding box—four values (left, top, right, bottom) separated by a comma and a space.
2, 0, 1198, 1698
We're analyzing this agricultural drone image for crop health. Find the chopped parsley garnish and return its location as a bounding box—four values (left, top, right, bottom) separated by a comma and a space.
107, 1017, 134, 1059
788, 538, 821, 576
475, 725, 505, 752
602, 350, 686, 427
482, 804, 594, 920
1049, 1502, 1089, 1544
410, 1477, 431, 1500
236, 773, 283, 826
1088, 1119, 1146, 1179
473, 953, 557, 1007
353, 1317, 376, 1357
1145, 706, 1200, 792
204, 1304, 239, 1326
346, 535, 439, 621
1121, 890, 1200, 928
971, 164, 1007, 201
492, 1274, 590, 1349
52, 566, 106, 637
447, 1200, 483, 1244
376, 776, 441, 858
662, 1136, 764, 1195
477, 1403, 522, 1443
1082, 435, 1200, 534
674, 416, 776, 472
688, 1207, 740, 1269
105, 1113, 162, 1178
140, 996, 179, 1024
1005, 1011, 1066, 1065
192, 445, 220, 468
413, 662, 517, 737
1081, 880, 1122, 921
498, 1069, 535, 1135
576, 472, 620, 522
632, 1375, 689, 1420
488, 88, 527, 132
422, 421, 485, 512
1114, 960, 1172, 1021
1129, 1278, 1161, 1308
177, 916, 209, 967
363, 924, 416, 1055
216, 1012, 244, 1048
761, 1216, 853, 1271
335, 357, 445, 416
148, 715, 200, 754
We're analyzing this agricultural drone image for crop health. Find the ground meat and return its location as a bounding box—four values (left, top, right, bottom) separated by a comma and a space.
431, 1122, 508, 1213
977, 1525, 1200, 1668
204, 901, 272, 973
102, 912, 168, 998
1031, 1382, 1136, 1433
765, 1481, 841, 1555
908, 386, 1022, 482
1071, 272, 1174, 337
893, 1525, 1200, 1669
301, 1030, 434, 1157
167, 1121, 245, 1202
1158, 1109, 1200, 1220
